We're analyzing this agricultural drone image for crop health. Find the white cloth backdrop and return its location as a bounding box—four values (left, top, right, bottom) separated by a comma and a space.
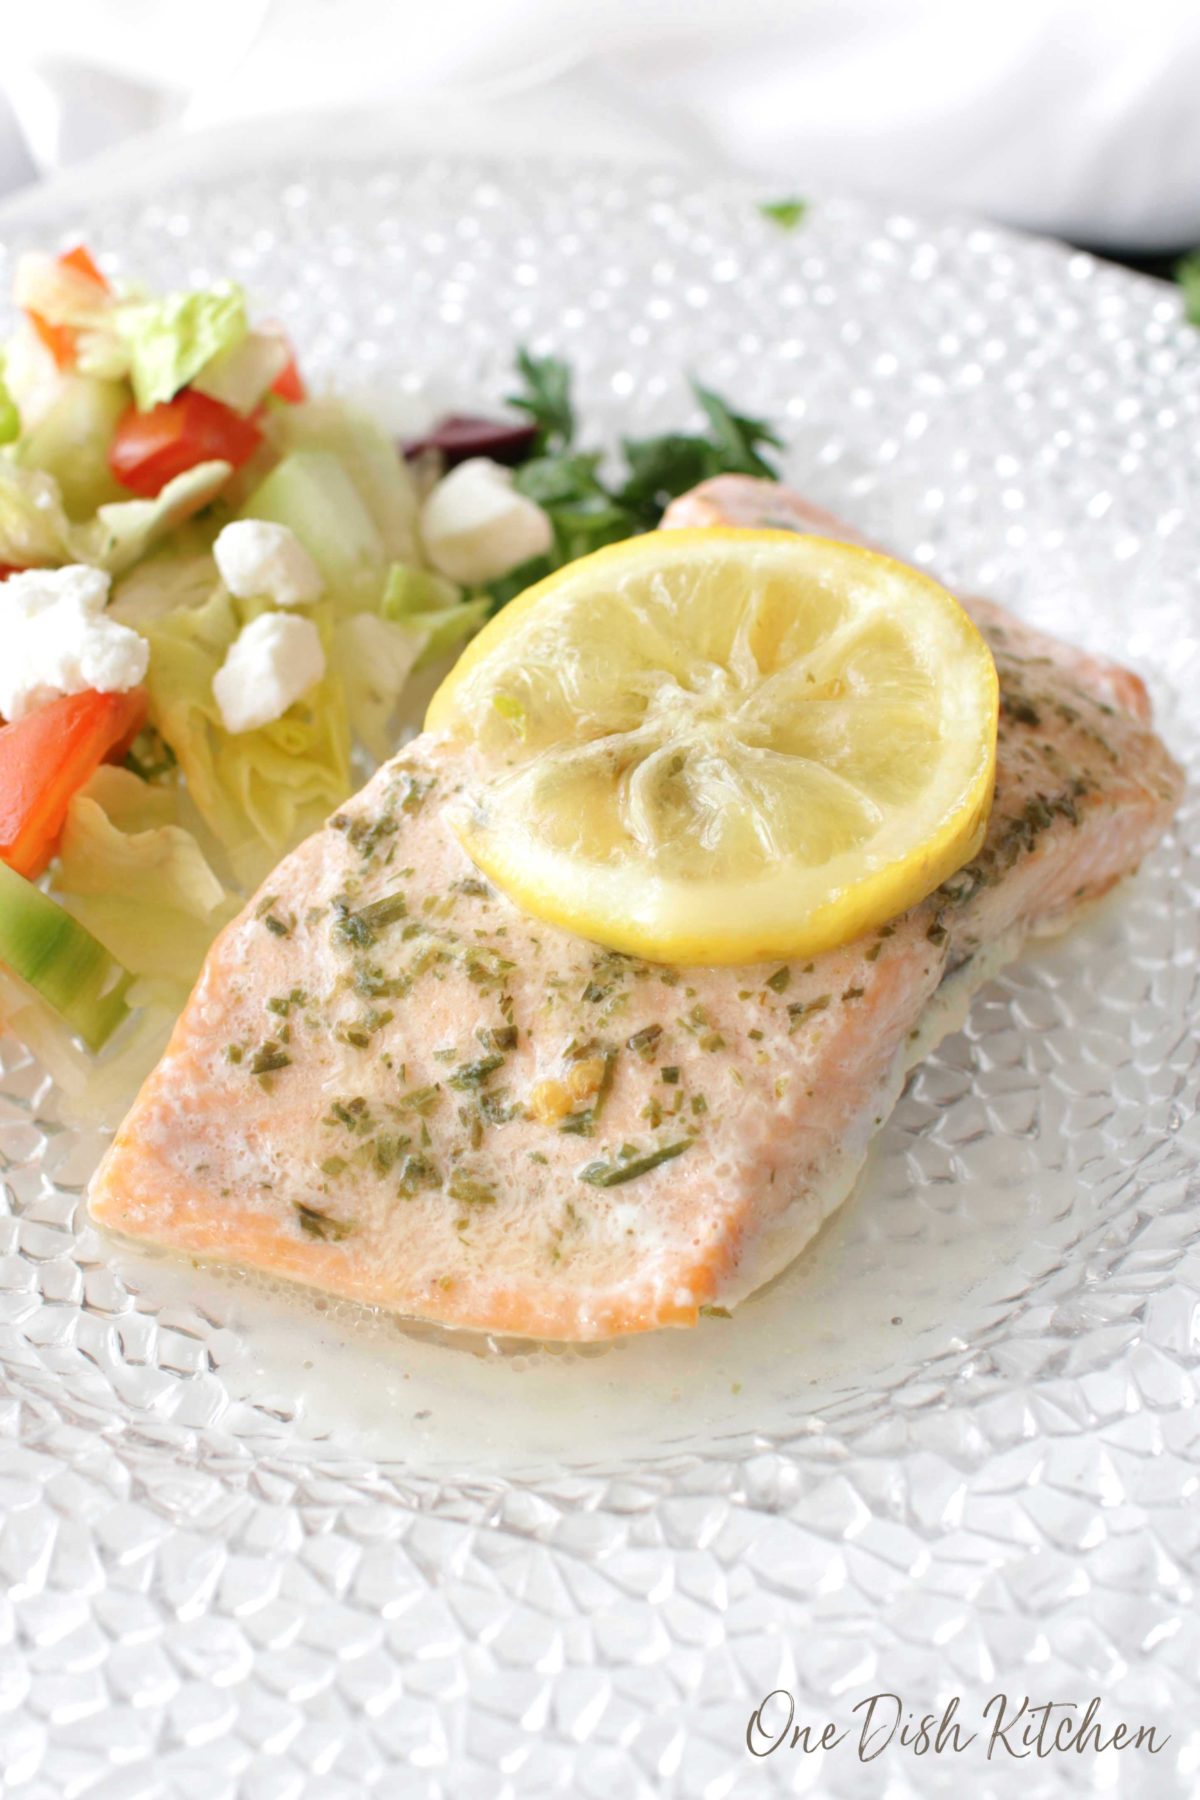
2, 0, 1200, 246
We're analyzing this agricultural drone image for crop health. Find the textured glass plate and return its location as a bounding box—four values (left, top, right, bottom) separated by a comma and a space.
0, 155, 1198, 1799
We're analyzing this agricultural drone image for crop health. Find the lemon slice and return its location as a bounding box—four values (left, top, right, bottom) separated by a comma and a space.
426, 530, 998, 965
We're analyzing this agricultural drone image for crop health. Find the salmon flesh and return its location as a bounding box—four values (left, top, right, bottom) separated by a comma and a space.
88, 480, 1184, 1340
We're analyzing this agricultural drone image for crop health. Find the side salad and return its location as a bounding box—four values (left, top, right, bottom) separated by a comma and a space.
0, 244, 782, 1123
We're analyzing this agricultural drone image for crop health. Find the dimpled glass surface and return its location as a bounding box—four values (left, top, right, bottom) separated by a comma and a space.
0, 157, 1198, 1800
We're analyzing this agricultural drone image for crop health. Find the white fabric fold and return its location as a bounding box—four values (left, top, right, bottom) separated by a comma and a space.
2, 0, 1199, 245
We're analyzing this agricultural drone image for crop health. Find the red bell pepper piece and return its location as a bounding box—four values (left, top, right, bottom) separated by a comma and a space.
108, 389, 262, 498
0, 688, 148, 879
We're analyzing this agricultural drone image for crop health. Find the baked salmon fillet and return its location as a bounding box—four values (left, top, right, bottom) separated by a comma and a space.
88, 480, 1184, 1340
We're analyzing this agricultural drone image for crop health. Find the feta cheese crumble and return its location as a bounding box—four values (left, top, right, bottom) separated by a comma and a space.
212, 613, 326, 735
420, 457, 553, 586
214, 520, 324, 608
0, 564, 149, 722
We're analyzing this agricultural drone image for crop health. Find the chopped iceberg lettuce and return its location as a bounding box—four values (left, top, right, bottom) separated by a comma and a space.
269, 399, 420, 564
409, 595, 490, 668
0, 463, 75, 566
16, 374, 129, 517
53, 766, 236, 986
0, 458, 229, 574
140, 586, 352, 885
380, 561, 461, 618
334, 612, 426, 763
88, 461, 232, 574
114, 284, 248, 411
192, 328, 289, 416
380, 561, 488, 669
241, 449, 385, 602
109, 548, 221, 631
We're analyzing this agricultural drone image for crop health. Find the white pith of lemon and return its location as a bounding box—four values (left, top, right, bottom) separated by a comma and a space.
426, 530, 998, 965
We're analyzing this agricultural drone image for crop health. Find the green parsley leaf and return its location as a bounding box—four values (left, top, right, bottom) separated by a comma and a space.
615, 432, 718, 526
516, 449, 636, 557
759, 197, 807, 231
514, 451, 606, 506
481, 551, 557, 612
549, 497, 637, 560
691, 382, 783, 479
508, 347, 575, 452
479, 352, 786, 612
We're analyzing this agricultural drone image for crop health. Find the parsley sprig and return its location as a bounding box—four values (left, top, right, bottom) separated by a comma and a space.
480, 351, 784, 610
507, 348, 575, 452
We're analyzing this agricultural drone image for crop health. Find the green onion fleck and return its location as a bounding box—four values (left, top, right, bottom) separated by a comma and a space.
448, 1054, 505, 1090
447, 1173, 497, 1207
626, 1023, 663, 1058
577, 1139, 693, 1187
294, 1203, 353, 1241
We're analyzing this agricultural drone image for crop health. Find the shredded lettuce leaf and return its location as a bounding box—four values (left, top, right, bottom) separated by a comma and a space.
140, 586, 352, 886
380, 561, 488, 669
109, 546, 222, 631
333, 612, 426, 763
53, 767, 236, 986
15, 374, 129, 517
0, 462, 75, 566
114, 284, 248, 411
241, 448, 385, 604
0, 458, 229, 575
268, 399, 420, 565
87, 460, 232, 575
192, 328, 288, 416
380, 561, 461, 617
410, 596, 490, 668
